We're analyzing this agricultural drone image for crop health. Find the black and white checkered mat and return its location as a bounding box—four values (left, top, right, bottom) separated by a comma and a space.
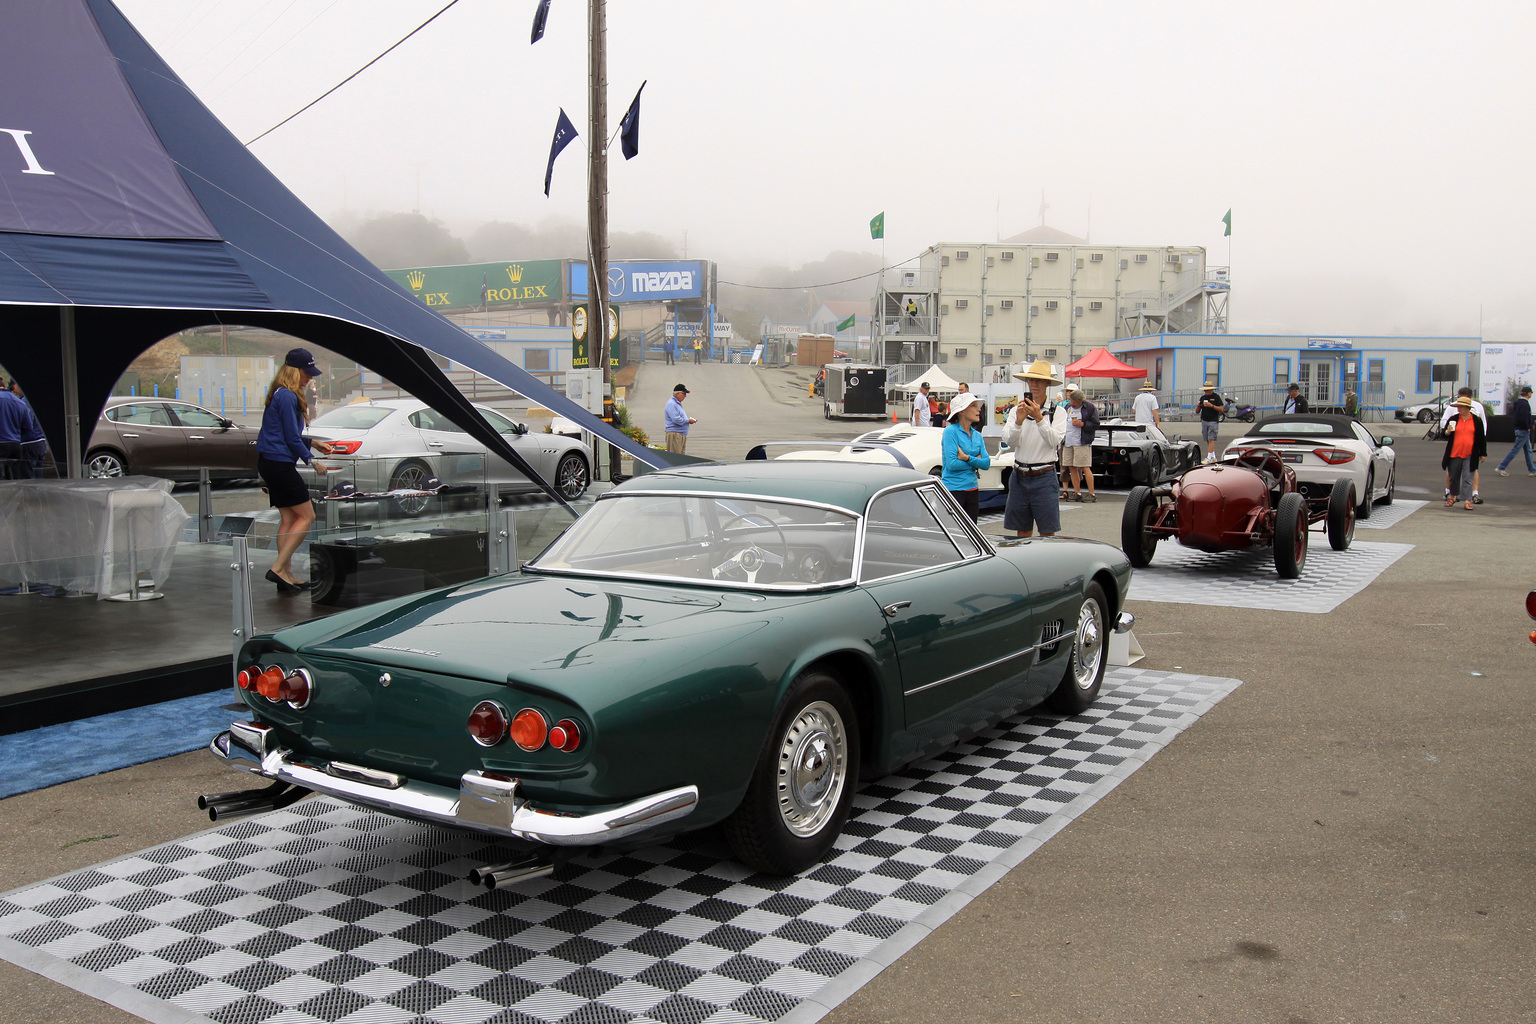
1354, 499, 1425, 530
0, 668, 1240, 1024
1127, 540, 1412, 614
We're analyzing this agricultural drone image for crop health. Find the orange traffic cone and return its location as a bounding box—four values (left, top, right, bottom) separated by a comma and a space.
892, 410, 899, 423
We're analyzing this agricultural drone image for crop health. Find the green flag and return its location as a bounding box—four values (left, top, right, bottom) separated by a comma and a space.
1222, 209, 1231, 237
869, 211, 884, 239
835, 313, 856, 333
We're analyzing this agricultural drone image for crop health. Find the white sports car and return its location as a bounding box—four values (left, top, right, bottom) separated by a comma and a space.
748, 425, 1015, 494
1224, 413, 1396, 518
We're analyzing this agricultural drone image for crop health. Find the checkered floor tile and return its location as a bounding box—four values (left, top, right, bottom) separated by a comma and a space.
1356, 499, 1426, 530
0, 669, 1238, 1024
1127, 539, 1412, 614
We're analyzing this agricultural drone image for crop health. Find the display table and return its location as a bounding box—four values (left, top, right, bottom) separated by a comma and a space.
0, 477, 189, 598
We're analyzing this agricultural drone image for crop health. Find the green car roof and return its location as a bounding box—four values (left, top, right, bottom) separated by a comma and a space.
613, 461, 927, 515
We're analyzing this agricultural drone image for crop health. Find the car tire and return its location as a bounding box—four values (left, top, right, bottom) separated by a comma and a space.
1274, 491, 1308, 579
1147, 448, 1163, 484
1120, 486, 1159, 568
308, 545, 339, 604
1326, 481, 1355, 551
724, 671, 859, 875
1045, 582, 1109, 714
555, 452, 590, 500
824, 403, 831, 420
1417, 409, 1434, 423
1381, 466, 1395, 505
1356, 469, 1374, 519
388, 460, 433, 517
85, 448, 127, 478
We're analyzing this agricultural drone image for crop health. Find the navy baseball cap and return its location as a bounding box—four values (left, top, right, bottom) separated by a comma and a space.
329, 480, 357, 498
285, 347, 323, 377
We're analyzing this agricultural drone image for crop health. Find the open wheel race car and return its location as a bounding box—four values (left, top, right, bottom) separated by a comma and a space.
1120, 445, 1360, 579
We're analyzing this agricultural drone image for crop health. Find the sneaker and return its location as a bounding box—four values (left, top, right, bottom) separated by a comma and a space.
1473, 494, 1483, 504
1497, 469, 1509, 477
1083, 493, 1097, 502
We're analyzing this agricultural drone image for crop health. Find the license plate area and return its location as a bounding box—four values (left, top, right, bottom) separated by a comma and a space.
1281, 453, 1302, 464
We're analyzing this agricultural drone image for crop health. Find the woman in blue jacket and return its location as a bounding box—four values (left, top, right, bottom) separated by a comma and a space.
256, 349, 333, 592
941, 391, 990, 521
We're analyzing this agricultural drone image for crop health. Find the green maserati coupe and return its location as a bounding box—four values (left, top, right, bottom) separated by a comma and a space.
206, 462, 1134, 878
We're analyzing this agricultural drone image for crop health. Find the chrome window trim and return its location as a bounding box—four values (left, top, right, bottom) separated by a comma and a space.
583, 488, 862, 519
856, 481, 995, 585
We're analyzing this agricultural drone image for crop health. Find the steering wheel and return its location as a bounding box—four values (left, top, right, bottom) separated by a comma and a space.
1232, 446, 1282, 481
712, 512, 791, 583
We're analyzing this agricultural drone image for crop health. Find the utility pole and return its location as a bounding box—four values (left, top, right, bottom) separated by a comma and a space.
587, 0, 619, 480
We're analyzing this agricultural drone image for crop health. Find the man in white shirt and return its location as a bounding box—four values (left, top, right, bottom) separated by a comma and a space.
1132, 381, 1160, 426
1001, 360, 1066, 537
1438, 387, 1487, 502
912, 382, 931, 427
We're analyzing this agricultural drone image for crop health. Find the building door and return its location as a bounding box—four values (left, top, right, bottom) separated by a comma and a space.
1299, 359, 1334, 406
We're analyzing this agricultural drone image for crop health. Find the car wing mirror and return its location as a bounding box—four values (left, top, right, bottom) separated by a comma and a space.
513, 422, 528, 435
219, 418, 233, 431
1380, 436, 1394, 446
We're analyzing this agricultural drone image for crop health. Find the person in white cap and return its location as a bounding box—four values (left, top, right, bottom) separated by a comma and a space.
1132, 380, 1160, 426
1001, 360, 1065, 537
941, 391, 990, 521
911, 382, 932, 427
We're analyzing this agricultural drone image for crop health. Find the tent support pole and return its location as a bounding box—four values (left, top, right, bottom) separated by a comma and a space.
60, 306, 81, 479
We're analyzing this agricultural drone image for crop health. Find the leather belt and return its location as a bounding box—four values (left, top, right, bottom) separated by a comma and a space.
1019, 466, 1057, 477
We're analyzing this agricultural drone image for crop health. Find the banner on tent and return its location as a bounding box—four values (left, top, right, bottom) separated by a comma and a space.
385, 260, 563, 309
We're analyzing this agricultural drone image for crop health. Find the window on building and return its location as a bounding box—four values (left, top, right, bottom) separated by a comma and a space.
1416, 360, 1432, 393
1273, 358, 1290, 388
1204, 357, 1221, 388
1367, 358, 1385, 393
526, 349, 551, 371
1091, 253, 1104, 262
1045, 300, 1058, 310
954, 348, 968, 358
1154, 357, 1163, 389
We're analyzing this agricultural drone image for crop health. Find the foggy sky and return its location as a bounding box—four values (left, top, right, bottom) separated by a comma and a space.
118, 1, 1536, 338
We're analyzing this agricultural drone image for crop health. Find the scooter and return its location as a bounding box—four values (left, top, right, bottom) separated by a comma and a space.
1228, 403, 1257, 422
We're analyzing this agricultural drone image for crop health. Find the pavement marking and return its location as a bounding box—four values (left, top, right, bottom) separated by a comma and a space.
0, 668, 1240, 1024
1356, 499, 1427, 530
1127, 541, 1413, 614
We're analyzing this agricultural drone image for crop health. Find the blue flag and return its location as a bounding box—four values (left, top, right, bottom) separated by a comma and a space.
544, 108, 578, 196
619, 81, 646, 160
530, 0, 551, 43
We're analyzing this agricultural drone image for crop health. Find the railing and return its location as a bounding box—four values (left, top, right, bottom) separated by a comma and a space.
877, 314, 938, 337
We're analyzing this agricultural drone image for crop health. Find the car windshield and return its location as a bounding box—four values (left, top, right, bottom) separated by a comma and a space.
1253, 421, 1339, 435
529, 493, 859, 589
311, 405, 393, 430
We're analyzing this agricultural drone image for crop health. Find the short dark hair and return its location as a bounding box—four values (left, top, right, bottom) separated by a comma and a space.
1522, 386, 1533, 397
1457, 386, 1474, 397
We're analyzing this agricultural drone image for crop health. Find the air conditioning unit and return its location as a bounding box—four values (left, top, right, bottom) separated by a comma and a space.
1135, 254, 1148, 263
954, 348, 969, 358
1045, 300, 1059, 310
1089, 301, 1103, 311
956, 250, 969, 260
1001, 251, 1014, 261
999, 348, 1013, 358
1000, 299, 1015, 310
955, 298, 969, 309
903, 273, 915, 285
1166, 254, 1182, 264
1091, 253, 1104, 262
1043, 348, 1058, 359
1045, 252, 1059, 262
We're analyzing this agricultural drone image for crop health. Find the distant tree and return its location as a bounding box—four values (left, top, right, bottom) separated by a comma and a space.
347, 212, 469, 269
467, 220, 678, 263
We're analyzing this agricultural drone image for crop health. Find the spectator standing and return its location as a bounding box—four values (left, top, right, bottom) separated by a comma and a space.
1060, 387, 1099, 502
664, 335, 675, 365
256, 349, 334, 593
911, 382, 931, 427
1495, 385, 1535, 476
692, 332, 703, 365
663, 383, 695, 454
1002, 360, 1065, 537
1132, 381, 1160, 426
1442, 396, 1486, 510
1343, 385, 1360, 417
940, 392, 990, 521
1438, 387, 1487, 502
8, 379, 49, 477
0, 382, 31, 479
1282, 382, 1309, 414
1198, 381, 1225, 463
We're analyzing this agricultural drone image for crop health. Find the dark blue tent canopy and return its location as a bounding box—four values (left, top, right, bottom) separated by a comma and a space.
0, 0, 661, 495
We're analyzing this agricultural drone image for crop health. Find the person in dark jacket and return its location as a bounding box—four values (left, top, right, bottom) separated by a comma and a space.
1441, 396, 1486, 510
257, 349, 334, 592
1495, 385, 1535, 476
1282, 383, 1309, 415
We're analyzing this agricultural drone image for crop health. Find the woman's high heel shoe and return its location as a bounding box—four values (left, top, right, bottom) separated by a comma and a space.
265, 569, 298, 593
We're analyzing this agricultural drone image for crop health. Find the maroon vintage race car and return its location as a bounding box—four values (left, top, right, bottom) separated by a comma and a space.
1120, 445, 1358, 579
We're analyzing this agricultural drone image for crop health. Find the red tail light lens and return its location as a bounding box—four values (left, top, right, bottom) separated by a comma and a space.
509, 709, 548, 751
255, 667, 286, 700
326, 440, 362, 455
1312, 448, 1356, 464
548, 719, 583, 753
278, 669, 313, 709
236, 665, 259, 689
467, 701, 509, 746
1526, 590, 1536, 621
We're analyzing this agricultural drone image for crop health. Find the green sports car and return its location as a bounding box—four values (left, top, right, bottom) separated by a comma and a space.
207, 462, 1134, 877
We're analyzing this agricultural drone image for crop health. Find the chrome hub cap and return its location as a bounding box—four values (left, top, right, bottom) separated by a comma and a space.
1071, 601, 1104, 690
776, 701, 847, 837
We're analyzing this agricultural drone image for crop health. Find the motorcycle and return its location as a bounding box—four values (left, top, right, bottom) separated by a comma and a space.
1227, 403, 1257, 423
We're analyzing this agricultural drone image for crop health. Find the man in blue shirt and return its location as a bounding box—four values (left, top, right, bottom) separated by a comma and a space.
0, 383, 32, 478
1495, 385, 1535, 476
663, 383, 696, 454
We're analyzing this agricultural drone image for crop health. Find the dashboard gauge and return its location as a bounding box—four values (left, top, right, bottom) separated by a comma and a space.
798, 551, 829, 583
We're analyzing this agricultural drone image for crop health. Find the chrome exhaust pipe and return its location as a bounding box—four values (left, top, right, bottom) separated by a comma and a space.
199, 779, 289, 812
468, 857, 555, 890
199, 781, 309, 821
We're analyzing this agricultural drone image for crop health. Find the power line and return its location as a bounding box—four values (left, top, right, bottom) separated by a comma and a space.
242, 0, 464, 147
719, 252, 923, 291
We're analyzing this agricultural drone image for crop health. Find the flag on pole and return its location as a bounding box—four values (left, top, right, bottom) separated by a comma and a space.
618, 81, 646, 160
1222, 209, 1232, 237
869, 212, 884, 239
835, 313, 856, 333
543, 108, 578, 196
530, 0, 551, 43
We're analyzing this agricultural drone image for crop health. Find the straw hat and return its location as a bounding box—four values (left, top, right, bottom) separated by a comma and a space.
1139, 380, 1158, 391
1013, 359, 1062, 385
1202, 380, 1218, 389
946, 392, 985, 423
1451, 395, 1474, 409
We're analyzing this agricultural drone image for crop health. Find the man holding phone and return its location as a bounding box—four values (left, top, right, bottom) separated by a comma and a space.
1001, 360, 1065, 537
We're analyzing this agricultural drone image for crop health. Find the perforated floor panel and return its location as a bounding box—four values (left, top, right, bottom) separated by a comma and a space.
1126, 540, 1412, 613
1356, 499, 1426, 530
0, 668, 1239, 1024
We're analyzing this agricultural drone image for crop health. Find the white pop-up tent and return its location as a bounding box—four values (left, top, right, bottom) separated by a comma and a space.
893, 364, 965, 393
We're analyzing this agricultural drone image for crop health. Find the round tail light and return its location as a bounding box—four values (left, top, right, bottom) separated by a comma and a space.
548, 719, 583, 753
278, 669, 313, 709
1526, 590, 1536, 621
255, 667, 286, 700
467, 701, 509, 746
236, 666, 259, 689
509, 708, 548, 751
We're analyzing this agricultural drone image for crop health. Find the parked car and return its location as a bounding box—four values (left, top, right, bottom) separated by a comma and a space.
85, 397, 260, 480
1224, 413, 1395, 518
1091, 420, 1201, 487
1121, 445, 1360, 579
299, 398, 592, 513
1396, 397, 1451, 423
749, 424, 1014, 496
206, 462, 1134, 877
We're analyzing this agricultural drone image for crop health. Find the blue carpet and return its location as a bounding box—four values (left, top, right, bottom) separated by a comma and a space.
0, 690, 242, 799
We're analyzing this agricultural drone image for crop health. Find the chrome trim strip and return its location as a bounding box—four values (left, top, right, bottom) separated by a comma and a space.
209, 725, 698, 845
856, 480, 995, 585
325, 761, 405, 789
525, 565, 856, 593
903, 643, 1041, 696
584, 488, 861, 519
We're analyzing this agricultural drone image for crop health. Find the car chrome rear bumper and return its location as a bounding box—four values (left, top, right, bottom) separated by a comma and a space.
210, 721, 698, 846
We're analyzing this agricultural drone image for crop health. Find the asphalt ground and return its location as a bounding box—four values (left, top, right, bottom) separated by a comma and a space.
3, 362, 1533, 1023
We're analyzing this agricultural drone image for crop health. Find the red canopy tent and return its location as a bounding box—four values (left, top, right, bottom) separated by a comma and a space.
1063, 348, 1146, 378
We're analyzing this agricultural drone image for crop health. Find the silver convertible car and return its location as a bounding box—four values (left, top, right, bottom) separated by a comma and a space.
299, 399, 592, 511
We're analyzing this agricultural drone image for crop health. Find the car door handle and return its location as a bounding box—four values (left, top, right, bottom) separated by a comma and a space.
121, 432, 139, 438
881, 600, 912, 617
188, 435, 205, 440
427, 441, 444, 447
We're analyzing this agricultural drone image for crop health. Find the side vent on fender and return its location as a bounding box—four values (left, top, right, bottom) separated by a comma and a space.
1039, 620, 1065, 657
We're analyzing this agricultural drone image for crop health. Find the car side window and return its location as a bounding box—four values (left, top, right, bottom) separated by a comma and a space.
918, 485, 983, 559
479, 410, 523, 436
107, 404, 172, 426
861, 488, 963, 581
1352, 423, 1376, 448
170, 405, 224, 427
410, 409, 464, 432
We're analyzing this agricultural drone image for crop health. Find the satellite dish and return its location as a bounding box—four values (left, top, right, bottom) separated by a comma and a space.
1396, 389, 1406, 400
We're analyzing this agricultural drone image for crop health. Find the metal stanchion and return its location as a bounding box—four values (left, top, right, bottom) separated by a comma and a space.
488, 506, 517, 576
230, 536, 254, 697
198, 468, 214, 542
